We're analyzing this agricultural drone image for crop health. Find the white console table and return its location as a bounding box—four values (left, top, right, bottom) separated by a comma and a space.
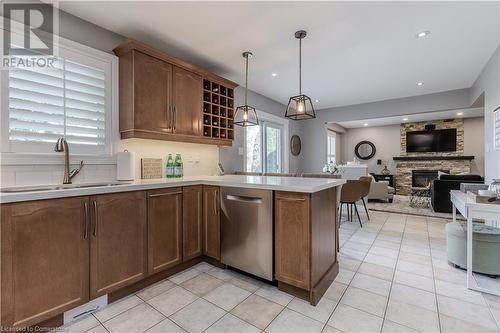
450, 190, 500, 296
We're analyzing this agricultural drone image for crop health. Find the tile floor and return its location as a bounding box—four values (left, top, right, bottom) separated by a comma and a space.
59, 210, 500, 333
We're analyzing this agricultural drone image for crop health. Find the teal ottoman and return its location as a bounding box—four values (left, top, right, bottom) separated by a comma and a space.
446, 222, 500, 276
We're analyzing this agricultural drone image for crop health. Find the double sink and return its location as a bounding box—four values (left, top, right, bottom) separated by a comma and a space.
1, 181, 131, 193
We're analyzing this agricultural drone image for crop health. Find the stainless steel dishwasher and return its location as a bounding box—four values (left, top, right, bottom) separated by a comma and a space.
220, 187, 273, 281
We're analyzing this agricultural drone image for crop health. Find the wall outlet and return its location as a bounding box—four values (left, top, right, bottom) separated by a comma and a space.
238, 147, 244, 155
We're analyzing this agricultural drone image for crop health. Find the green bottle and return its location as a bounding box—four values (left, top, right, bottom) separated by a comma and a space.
166, 154, 174, 178
174, 154, 183, 178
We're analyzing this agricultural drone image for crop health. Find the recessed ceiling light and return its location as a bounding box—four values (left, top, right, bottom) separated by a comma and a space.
271, 73, 277, 77
417, 82, 424, 86
457, 112, 463, 116
364, 123, 368, 127
416, 30, 430, 39
403, 118, 409, 121
315, 99, 320, 103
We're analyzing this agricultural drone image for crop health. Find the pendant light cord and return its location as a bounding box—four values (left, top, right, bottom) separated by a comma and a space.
299, 37, 302, 96
244, 54, 249, 106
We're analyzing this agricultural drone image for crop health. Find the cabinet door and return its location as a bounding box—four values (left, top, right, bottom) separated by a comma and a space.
182, 186, 203, 261
202, 186, 220, 260
172, 66, 202, 136
1, 197, 90, 328
134, 50, 172, 132
148, 188, 183, 274
275, 192, 310, 289
90, 191, 147, 298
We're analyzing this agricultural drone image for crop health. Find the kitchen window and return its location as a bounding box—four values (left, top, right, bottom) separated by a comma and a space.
327, 130, 336, 163
0, 35, 118, 161
244, 112, 288, 173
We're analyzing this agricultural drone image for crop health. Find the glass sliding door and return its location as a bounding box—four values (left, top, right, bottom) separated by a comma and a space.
245, 120, 284, 173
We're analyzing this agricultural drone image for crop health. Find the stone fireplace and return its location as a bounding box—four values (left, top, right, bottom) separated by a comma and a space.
393, 118, 474, 195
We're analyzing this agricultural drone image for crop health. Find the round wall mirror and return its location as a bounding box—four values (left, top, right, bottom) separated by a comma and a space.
354, 141, 376, 160
290, 135, 301, 156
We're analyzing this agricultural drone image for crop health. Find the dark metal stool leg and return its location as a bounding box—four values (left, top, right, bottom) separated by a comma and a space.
354, 204, 363, 228
362, 197, 370, 221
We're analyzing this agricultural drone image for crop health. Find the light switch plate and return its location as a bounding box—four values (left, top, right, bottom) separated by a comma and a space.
238, 147, 244, 155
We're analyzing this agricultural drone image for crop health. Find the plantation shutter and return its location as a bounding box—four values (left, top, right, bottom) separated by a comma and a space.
495, 107, 500, 150
8, 58, 107, 150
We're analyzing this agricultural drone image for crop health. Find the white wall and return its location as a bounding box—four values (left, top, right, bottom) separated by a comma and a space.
470, 46, 500, 183
338, 117, 485, 176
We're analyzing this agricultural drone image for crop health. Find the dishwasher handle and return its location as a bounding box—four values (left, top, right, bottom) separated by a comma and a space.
226, 194, 263, 204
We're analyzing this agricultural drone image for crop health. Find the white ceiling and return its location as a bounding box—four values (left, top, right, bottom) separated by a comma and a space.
60, 1, 500, 109
336, 107, 484, 129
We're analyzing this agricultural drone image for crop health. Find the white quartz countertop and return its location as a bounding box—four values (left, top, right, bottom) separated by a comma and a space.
0, 175, 346, 204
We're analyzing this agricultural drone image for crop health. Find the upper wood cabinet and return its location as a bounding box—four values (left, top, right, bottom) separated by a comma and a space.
147, 188, 183, 274
1, 197, 90, 328
90, 191, 147, 299
182, 186, 203, 261
202, 186, 220, 260
114, 39, 236, 146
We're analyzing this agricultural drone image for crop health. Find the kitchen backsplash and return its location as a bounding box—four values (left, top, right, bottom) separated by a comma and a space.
1, 139, 219, 187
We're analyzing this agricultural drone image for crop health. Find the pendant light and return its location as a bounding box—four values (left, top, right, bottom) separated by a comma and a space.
234, 51, 258, 127
285, 30, 316, 120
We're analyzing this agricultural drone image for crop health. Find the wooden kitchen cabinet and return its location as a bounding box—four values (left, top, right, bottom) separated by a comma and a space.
90, 191, 147, 299
147, 188, 183, 274
114, 39, 236, 146
182, 186, 203, 261
1, 197, 90, 328
202, 186, 220, 260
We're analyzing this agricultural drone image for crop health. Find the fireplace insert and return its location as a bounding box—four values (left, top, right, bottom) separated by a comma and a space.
412, 170, 449, 188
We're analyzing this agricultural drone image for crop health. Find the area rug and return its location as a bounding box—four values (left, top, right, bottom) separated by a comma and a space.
367, 195, 464, 220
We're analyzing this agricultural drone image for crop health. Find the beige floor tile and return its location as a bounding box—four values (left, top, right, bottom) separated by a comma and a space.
147, 286, 198, 316
381, 320, 420, 333
287, 297, 337, 323
191, 262, 215, 272
334, 269, 356, 285
368, 246, 399, 259
83, 324, 108, 333
385, 300, 439, 333
437, 295, 498, 330
339, 247, 367, 261
396, 260, 433, 278
338, 256, 362, 271
94, 295, 144, 322
169, 268, 202, 284
393, 270, 435, 293
266, 308, 324, 333
350, 272, 392, 297
433, 267, 467, 285
372, 239, 401, 250
181, 273, 223, 297
434, 279, 487, 306
324, 281, 348, 302
170, 298, 226, 333
254, 284, 293, 306
397, 251, 432, 265
231, 294, 283, 330
321, 325, 345, 333
340, 287, 388, 317
389, 283, 437, 312
59, 314, 101, 333
439, 314, 499, 333
229, 273, 264, 293
328, 304, 383, 333
103, 303, 165, 333
145, 318, 186, 333
204, 283, 251, 311
137, 279, 176, 301
357, 262, 394, 281
364, 253, 397, 269
206, 267, 238, 281
205, 313, 260, 333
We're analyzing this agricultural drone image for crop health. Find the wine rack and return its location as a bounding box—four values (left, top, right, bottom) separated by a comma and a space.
203, 79, 234, 140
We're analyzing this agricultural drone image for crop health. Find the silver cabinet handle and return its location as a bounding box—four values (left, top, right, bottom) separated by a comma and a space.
83, 201, 89, 240
278, 197, 306, 202
149, 191, 182, 198
93, 201, 98, 237
226, 194, 262, 204
213, 190, 218, 214
173, 106, 177, 132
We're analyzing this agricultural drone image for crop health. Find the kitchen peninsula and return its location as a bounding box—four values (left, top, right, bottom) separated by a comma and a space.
0, 175, 345, 329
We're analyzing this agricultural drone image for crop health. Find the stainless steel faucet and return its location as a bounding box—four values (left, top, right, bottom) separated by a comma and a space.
54, 138, 84, 184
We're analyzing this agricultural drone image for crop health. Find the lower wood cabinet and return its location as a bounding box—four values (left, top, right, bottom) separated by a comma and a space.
275, 191, 311, 289
90, 191, 147, 298
183, 186, 203, 261
202, 186, 220, 260
1, 197, 90, 328
147, 188, 183, 274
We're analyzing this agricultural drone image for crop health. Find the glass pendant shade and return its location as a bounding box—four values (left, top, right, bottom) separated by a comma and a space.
234, 105, 258, 126
234, 51, 258, 127
285, 30, 316, 120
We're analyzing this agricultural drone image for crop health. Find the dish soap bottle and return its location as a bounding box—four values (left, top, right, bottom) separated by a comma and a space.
174, 154, 183, 178
166, 154, 174, 178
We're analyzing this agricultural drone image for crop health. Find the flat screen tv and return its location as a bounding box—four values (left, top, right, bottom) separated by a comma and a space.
406, 128, 457, 153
